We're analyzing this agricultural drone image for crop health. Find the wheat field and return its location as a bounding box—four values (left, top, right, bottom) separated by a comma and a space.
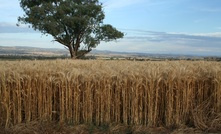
0, 60, 221, 131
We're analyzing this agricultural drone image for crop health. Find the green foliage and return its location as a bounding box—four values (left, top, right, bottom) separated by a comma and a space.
18, 0, 124, 58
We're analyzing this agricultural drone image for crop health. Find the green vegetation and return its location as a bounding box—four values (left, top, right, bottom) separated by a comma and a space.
18, 0, 124, 59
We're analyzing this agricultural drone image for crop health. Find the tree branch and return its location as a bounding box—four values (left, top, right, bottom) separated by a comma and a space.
54, 37, 69, 47
76, 47, 92, 58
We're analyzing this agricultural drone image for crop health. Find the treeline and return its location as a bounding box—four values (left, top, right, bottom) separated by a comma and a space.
0, 54, 221, 61
0, 55, 68, 60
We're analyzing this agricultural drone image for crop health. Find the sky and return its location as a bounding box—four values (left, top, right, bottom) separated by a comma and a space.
0, 0, 221, 56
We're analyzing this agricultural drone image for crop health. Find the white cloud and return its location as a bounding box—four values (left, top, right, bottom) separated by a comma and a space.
0, 22, 35, 33
97, 29, 221, 56
1, 29, 221, 56
0, 33, 62, 48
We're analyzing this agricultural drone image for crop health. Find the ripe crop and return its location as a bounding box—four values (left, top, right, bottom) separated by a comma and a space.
0, 60, 221, 130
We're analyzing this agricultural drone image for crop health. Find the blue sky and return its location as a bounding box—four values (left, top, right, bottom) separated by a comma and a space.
0, 0, 221, 56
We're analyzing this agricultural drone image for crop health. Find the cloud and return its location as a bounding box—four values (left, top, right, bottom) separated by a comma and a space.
122, 29, 221, 47
98, 29, 221, 56
0, 33, 63, 48
1, 23, 221, 56
0, 22, 36, 33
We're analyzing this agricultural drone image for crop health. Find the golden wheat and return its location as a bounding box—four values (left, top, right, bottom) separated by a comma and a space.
0, 60, 221, 130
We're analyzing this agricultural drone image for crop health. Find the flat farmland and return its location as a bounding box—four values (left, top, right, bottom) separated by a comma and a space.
0, 60, 221, 133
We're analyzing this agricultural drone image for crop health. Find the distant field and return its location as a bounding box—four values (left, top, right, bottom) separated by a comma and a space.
0, 60, 221, 133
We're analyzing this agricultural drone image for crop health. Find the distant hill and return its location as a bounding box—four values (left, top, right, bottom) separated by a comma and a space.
89, 49, 206, 60
1, 46, 220, 61
0, 46, 68, 56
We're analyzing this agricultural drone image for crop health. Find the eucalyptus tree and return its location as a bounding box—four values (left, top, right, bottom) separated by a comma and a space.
18, 0, 124, 58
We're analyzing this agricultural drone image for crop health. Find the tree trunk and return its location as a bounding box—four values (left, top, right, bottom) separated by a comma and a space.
68, 43, 81, 59
72, 42, 80, 59
68, 41, 89, 59
68, 45, 77, 59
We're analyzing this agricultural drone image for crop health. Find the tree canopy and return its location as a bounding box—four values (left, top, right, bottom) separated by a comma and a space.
18, 0, 124, 58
